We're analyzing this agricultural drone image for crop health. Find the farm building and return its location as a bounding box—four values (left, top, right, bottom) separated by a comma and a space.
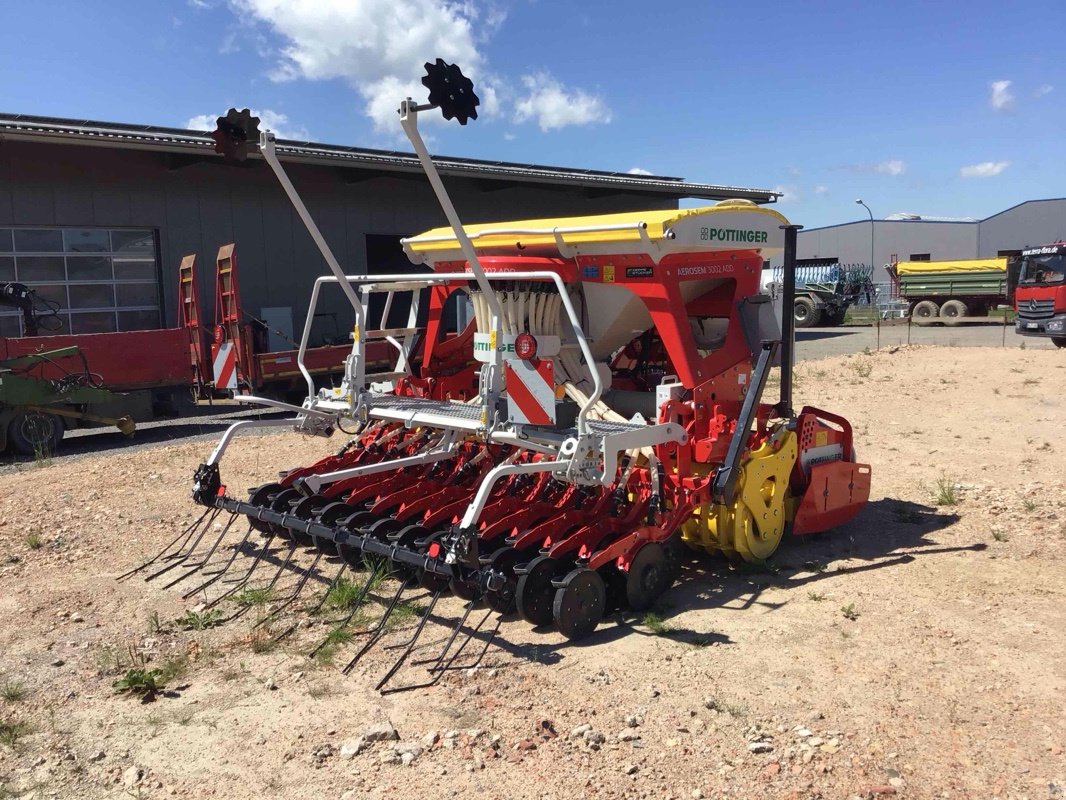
0, 113, 778, 346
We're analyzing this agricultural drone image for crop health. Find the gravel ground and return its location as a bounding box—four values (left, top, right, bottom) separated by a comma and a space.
1, 345, 1064, 800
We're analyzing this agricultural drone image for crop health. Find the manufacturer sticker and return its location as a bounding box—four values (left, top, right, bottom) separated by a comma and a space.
625, 266, 654, 278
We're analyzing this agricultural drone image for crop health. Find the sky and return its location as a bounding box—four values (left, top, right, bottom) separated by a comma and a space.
0, 0, 1063, 228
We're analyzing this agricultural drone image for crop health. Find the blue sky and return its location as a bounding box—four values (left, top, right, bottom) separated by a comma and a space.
0, 0, 1062, 227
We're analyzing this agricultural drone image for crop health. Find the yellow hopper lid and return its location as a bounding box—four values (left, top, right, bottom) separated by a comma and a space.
403, 201, 790, 264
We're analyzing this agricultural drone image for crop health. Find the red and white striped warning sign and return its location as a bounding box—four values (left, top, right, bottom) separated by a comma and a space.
505, 358, 555, 425
212, 341, 238, 390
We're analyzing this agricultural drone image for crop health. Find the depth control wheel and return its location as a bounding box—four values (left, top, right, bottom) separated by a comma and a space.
269, 488, 302, 540
553, 568, 606, 640
336, 510, 376, 567
315, 502, 358, 557
624, 542, 671, 611
515, 555, 558, 627
247, 483, 283, 534
449, 576, 479, 601
291, 495, 327, 546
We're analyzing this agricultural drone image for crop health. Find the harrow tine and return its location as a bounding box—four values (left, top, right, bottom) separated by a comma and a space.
374, 589, 443, 692
270, 558, 349, 648
212, 535, 299, 620
383, 601, 499, 694
196, 528, 279, 607
117, 507, 217, 581
409, 595, 482, 667
141, 508, 225, 583
304, 560, 349, 617
252, 547, 326, 630
307, 563, 385, 658
432, 609, 501, 675
341, 576, 414, 675
159, 511, 241, 590
179, 522, 257, 599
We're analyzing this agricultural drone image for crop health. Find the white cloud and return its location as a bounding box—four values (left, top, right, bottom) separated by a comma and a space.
184, 108, 310, 140
989, 79, 1014, 111
875, 159, 906, 176
772, 184, 798, 203
627, 167, 652, 176
813, 184, 828, 195
1035, 83, 1053, 98
833, 159, 906, 176
513, 71, 611, 131
502, 132, 516, 141
230, 0, 500, 132
185, 114, 216, 130
960, 160, 1010, 178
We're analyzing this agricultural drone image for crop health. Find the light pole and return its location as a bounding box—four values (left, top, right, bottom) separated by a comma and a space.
855, 198, 874, 273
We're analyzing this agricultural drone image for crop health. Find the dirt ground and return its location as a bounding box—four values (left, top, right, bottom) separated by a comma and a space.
1, 346, 1064, 800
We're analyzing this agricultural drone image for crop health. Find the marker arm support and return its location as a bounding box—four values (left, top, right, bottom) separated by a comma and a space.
398, 99, 503, 396
259, 131, 367, 397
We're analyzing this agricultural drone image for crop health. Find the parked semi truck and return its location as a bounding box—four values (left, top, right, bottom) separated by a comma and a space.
888, 257, 1009, 325
1014, 243, 1066, 347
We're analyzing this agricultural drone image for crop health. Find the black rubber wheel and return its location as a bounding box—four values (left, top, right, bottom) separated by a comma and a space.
484, 547, 521, 614
269, 488, 303, 540
794, 297, 822, 328
515, 555, 559, 627
8, 410, 63, 457
247, 482, 283, 534
552, 568, 607, 640
315, 502, 357, 556
336, 510, 377, 567
911, 300, 939, 320
624, 542, 671, 612
1052, 336, 1066, 349
939, 299, 969, 327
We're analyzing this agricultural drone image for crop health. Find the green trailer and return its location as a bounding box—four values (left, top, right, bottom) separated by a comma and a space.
890, 258, 1009, 325
0, 346, 134, 456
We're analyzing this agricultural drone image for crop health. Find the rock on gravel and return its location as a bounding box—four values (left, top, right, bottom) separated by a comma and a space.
365, 722, 399, 742
339, 738, 368, 759
122, 766, 143, 788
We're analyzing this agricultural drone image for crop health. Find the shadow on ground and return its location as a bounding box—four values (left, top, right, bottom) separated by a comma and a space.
795, 330, 859, 341
606, 496, 972, 646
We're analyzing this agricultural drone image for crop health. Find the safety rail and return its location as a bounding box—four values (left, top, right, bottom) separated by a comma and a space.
293, 269, 604, 440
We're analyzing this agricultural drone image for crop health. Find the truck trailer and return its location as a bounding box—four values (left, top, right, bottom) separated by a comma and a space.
889, 257, 1009, 325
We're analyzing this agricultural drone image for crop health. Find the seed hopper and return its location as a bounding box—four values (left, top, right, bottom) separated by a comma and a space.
127, 62, 870, 692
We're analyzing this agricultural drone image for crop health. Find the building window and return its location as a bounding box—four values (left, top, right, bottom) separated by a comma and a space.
909, 253, 931, 261
0, 227, 160, 337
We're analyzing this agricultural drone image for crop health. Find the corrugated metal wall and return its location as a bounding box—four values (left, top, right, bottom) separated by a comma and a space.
978, 199, 1066, 256
0, 139, 675, 337
797, 221, 980, 281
